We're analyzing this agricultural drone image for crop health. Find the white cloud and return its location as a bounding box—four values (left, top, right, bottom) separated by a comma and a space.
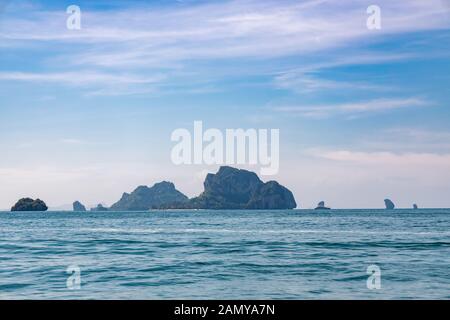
357, 127, 450, 152
0, 0, 448, 95
1, 0, 449, 64
0, 71, 163, 85
308, 149, 450, 166
271, 50, 416, 94
0, 71, 164, 95
274, 72, 386, 93
274, 97, 430, 118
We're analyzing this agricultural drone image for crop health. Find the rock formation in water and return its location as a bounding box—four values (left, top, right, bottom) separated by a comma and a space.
11, 198, 48, 211
73, 201, 86, 211
413, 204, 418, 209
162, 166, 297, 209
110, 181, 188, 211
384, 199, 395, 210
246, 181, 297, 209
90, 204, 108, 211
314, 201, 330, 210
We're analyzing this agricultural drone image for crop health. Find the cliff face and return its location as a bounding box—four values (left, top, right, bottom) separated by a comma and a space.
110, 181, 188, 211
11, 198, 48, 211
384, 199, 395, 210
167, 166, 297, 209
73, 201, 86, 211
246, 181, 296, 209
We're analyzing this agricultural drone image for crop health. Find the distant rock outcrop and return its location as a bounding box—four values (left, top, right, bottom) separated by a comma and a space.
384, 199, 395, 210
73, 201, 86, 211
315, 201, 330, 210
11, 198, 48, 211
110, 181, 188, 211
90, 204, 108, 211
163, 166, 297, 209
413, 204, 418, 210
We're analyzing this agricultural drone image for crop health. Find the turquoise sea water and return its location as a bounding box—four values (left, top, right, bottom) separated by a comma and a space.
0, 209, 449, 299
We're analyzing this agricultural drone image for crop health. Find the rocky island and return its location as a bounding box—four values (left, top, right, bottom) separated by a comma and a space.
315, 201, 330, 210
8, 167, 296, 212
160, 166, 297, 209
384, 199, 395, 210
11, 198, 48, 211
110, 181, 188, 211
73, 201, 86, 211
90, 204, 108, 211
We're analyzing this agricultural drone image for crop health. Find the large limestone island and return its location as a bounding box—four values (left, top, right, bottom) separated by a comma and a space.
11, 198, 48, 211
108, 166, 296, 210
110, 181, 188, 211
159, 166, 297, 210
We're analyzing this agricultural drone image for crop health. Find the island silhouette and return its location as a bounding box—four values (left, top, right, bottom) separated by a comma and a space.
108, 166, 296, 210
9, 167, 407, 212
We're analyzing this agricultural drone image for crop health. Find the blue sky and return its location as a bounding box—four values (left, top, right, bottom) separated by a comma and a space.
1, 0, 450, 209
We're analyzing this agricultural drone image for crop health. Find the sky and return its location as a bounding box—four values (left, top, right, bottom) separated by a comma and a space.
0, 0, 450, 209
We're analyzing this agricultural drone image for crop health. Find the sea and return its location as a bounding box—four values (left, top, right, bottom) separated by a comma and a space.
0, 209, 449, 299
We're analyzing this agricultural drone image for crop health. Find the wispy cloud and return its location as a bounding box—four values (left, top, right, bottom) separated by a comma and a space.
0, 71, 163, 85
2, 0, 449, 64
274, 97, 430, 118
0, 0, 448, 95
0, 71, 164, 95
357, 127, 450, 152
308, 149, 450, 166
274, 72, 386, 93
272, 51, 417, 94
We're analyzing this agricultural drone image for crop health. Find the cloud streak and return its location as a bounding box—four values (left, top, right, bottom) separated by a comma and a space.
309, 149, 450, 166
0, 0, 448, 95
274, 97, 430, 118
0, 71, 163, 85
0, 71, 164, 95
2, 0, 449, 64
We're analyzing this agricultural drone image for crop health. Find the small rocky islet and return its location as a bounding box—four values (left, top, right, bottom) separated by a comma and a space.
90, 204, 108, 211
72, 201, 86, 211
11, 198, 48, 212
314, 201, 330, 210
384, 199, 396, 210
